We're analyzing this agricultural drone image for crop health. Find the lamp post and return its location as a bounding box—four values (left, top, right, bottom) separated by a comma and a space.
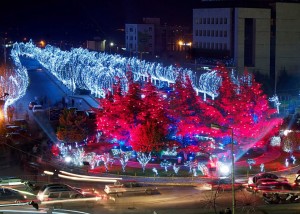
211, 123, 235, 214
109, 42, 114, 54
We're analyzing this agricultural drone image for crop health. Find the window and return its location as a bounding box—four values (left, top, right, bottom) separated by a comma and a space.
207, 30, 210, 36
211, 18, 214, 24
211, 43, 214, 49
49, 193, 59, 198
215, 30, 218, 37
207, 43, 210, 49
220, 31, 223, 37
199, 30, 202, 36
216, 18, 218, 24
207, 18, 210, 24
220, 18, 223, 24
149, 27, 152, 32
224, 31, 227, 37
129, 28, 133, 32
219, 43, 222, 49
203, 30, 206, 36
195, 18, 199, 24
211, 30, 214, 37
224, 18, 227, 24
203, 18, 206, 24
195, 30, 198, 36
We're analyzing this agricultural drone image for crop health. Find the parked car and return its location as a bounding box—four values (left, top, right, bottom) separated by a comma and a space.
32, 105, 43, 113
0, 187, 29, 204
37, 183, 83, 201
12, 119, 29, 131
104, 181, 157, 196
247, 178, 277, 192
252, 180, 293, 193
248, 172, 287, 186
28, 101, 38, 110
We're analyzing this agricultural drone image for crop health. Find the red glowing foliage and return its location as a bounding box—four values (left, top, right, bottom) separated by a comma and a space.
130, 120, 166, 153
96, 66, 283, 153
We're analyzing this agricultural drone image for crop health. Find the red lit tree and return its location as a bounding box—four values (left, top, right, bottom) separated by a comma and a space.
209, 67, 283, 150
130, 120, 166, 153
97, 79, 132, 142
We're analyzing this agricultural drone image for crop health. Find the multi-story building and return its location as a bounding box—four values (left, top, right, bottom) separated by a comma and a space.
125, 18, 192, 60
193, 1, 300, 89
125, 21, 155, 58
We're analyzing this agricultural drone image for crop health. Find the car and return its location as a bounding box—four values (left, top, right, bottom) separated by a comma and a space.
12, 119, 29, 131
0, 187, 29, 204
208, 178, 245, 192
247, 178, 277, 192
0, 177, 23, 186
28, 101, 38, 110
32, 105, 43, 113
248, 172, 287, 186
37, 183, 84, 201
6, 124, 29, 137
252, 180, 293, 193
104, 181, 157, 196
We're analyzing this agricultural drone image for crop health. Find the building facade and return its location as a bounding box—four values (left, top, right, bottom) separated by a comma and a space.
193, 7, 271, 76
125, 23, 155, 57
193, 1, 300, 86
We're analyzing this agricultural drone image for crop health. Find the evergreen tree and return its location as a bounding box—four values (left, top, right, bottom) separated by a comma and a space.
57, 108, 88, 143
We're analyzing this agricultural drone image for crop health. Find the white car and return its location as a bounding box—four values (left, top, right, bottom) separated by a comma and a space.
104, 181, 157, 196
32, 105, 43, 113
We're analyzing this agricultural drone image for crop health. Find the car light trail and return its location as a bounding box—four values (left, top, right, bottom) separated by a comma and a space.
59, 170, 122, 180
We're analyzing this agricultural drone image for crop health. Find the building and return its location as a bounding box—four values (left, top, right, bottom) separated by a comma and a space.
125, 18, 192, 61
125, 21, 156, 58
193, 1, 300, 89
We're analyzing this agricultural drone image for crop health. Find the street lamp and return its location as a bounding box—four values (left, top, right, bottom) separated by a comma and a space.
211, 123, 235, 214
110, 42, 114, 54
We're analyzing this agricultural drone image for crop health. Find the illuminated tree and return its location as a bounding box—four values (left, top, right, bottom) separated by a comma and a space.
57, 108, 88, 143
130, 120, 165, 153
210, 67, 283, 150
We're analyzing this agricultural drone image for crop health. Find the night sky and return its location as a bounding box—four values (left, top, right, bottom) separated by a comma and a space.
1, 0, 201, 42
